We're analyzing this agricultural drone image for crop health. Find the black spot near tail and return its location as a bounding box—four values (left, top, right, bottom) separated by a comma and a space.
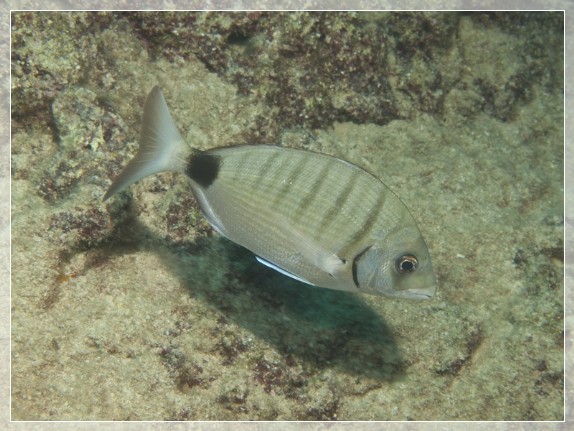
185, 152, 221, 188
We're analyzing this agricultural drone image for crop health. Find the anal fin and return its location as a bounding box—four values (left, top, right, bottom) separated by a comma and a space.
255, 256, 315, 286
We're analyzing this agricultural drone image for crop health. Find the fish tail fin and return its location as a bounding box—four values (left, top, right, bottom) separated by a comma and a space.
103, 86, 188, 201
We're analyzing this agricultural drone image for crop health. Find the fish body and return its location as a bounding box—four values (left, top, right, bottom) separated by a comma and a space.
104, 86, 436, 299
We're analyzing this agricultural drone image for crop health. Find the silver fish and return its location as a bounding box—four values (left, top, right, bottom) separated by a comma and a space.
104, 86, 436, 299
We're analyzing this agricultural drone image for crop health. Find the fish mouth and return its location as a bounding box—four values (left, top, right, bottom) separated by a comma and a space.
390, 286, 436, 300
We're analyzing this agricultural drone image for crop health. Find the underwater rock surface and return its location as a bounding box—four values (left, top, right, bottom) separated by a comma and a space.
11, 11, 563, 420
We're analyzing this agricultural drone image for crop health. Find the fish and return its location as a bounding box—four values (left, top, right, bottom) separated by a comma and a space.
104, 86, 437, 299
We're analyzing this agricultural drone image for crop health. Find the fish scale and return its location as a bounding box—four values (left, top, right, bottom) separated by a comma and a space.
212, 147, 375, 250
225, 150, 354, 230
104, 86, 437, 299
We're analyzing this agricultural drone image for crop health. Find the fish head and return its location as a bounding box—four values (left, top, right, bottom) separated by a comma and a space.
353, 226, 436, 299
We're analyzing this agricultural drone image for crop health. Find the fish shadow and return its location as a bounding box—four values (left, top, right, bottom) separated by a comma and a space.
167, 237, 404, 381
106, 212, 404, 381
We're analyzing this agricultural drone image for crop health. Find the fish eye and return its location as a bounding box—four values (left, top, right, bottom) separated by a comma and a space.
396, 254, 418, 273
